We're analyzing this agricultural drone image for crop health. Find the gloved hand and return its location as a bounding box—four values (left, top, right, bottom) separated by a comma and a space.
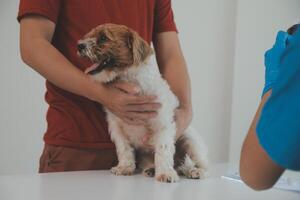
262, 31, 293, 97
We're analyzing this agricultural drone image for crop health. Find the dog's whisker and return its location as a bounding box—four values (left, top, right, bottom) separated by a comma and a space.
86, 48, 96, 62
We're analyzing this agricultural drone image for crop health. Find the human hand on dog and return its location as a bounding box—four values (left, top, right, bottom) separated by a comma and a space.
98, 81, 161, 125
141, 107, 193, 147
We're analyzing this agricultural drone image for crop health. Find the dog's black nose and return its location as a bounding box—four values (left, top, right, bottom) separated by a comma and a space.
77, 43, 86, 51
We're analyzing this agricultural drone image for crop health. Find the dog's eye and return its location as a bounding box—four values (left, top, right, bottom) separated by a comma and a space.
98, 34, 108, 44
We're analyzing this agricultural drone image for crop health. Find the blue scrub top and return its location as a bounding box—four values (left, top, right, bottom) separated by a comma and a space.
257, 29, 300, 171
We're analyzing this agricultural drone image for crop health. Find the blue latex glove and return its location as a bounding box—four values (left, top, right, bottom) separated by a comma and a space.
262, 31, 293, 96
257, 28, 300, 170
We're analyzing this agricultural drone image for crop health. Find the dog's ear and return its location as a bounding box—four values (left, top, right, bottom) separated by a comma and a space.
127, 30, 153, 66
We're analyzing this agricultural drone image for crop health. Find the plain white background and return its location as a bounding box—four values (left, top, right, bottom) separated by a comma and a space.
0, 0, 299, 174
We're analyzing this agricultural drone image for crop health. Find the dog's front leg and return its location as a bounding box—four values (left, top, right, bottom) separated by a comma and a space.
111, 135, 136, 176
108, 118, 136, 176
153, 125, 179, 183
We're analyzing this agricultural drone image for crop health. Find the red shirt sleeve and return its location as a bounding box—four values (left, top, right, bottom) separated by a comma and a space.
153, 0, 178, 34
17, 0, 61, 24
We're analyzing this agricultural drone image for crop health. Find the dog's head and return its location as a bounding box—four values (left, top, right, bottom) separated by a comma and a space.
78, 24, 153, 83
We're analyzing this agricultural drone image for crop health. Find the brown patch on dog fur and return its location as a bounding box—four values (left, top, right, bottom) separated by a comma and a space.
129, 31, 154, 66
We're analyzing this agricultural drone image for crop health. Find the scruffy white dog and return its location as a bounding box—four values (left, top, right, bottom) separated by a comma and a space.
78, 24, 208, 183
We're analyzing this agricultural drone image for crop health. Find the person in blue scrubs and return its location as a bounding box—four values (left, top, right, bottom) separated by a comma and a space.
240, 24, 300, 190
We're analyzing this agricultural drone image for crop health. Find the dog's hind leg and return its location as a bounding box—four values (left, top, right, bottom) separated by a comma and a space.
177, 127, 209, 177
176, 155, 208, 179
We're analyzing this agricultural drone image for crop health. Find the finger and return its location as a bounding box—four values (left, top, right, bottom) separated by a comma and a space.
118, 113, 146, 125
126, 103, 161, 112
176, 129, 185, 140
123, 117, 146, 126
113, 81, 140, 95
128, 95, 157, 105
126, 111, 158, 121
275, 31, 289, 48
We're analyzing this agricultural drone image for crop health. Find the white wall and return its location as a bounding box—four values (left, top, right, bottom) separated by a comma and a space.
173, 0, 237, 163
229, 0, 300, 162
0, 0, 47, 174
0, 0, 237, 174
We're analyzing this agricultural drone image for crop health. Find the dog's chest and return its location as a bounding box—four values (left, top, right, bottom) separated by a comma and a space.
107, 63, 179, 149
121, 122, 155, 150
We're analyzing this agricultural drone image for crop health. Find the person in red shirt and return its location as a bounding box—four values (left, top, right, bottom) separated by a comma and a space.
18, 0, 193, 173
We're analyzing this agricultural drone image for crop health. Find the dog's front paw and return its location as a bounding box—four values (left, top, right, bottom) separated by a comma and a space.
186, 168, 209, 179
111, 165, 135, 176
156, 169, 179, 183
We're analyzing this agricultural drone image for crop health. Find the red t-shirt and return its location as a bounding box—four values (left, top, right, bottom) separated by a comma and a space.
18, 0, 177, 149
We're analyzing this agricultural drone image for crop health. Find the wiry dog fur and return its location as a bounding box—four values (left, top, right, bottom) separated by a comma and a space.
78, 24, 209, 182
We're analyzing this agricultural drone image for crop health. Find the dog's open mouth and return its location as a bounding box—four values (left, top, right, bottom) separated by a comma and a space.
84, 57, 115, 75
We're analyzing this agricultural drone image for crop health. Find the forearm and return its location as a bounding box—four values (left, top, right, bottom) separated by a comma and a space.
245, 91, 271, 145
154, 32, 192, 111
160, 55, 192, 110
21, 35, 103, 103
240, 90, 284, 190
